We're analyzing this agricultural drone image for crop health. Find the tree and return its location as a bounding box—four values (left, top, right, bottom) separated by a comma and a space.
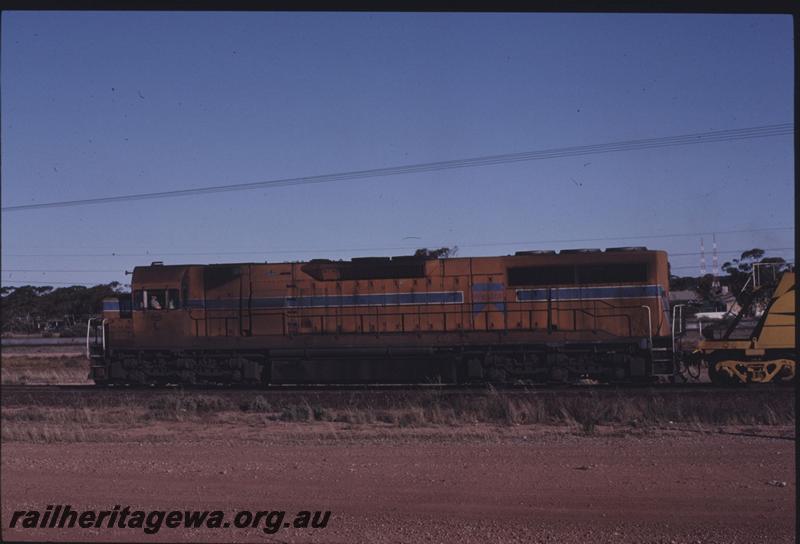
695, 274, 718, 302
414, 246, 458, 258
1, 282, 126, 335
721, 248, 790, 314
668, 275, 699, 292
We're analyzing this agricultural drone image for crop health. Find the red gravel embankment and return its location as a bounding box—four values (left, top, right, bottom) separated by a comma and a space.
1, 427, 794, 543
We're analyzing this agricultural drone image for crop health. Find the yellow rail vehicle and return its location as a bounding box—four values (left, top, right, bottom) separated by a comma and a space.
701, 272, 795, 384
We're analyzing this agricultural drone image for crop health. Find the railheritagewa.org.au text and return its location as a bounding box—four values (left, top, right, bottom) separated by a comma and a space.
9, 505, 331, 534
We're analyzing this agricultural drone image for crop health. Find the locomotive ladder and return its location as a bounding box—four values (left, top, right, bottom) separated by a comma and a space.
650, 345, 676, 376
642, 304, 676, 377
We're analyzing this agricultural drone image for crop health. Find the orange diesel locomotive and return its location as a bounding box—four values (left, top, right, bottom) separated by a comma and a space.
88, 248, 673, 385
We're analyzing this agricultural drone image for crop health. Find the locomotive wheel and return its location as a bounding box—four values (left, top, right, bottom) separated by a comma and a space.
707, 360, 731, 385
707, 357, 744, 386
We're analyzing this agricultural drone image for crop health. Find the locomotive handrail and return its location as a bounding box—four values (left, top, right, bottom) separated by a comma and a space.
188, 297, 657, 339
671, 304, 685, 354
640, 305, 652, 348
85, 317, 94, 359
102, 319, 107, 354
85, 318, 106, 358
200, 304, 638, 337
233, 300, 649, 318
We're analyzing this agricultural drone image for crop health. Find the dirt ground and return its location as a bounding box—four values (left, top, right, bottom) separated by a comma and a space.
1, 349, 795, 542
1, 422, 795, 543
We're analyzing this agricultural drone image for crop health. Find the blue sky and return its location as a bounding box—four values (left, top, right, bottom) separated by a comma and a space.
1, 12, 794, 288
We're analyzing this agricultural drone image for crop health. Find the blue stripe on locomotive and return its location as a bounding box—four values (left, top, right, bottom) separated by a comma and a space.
194, 291, 464, 310
141, 285, 665, 311
515, 285, 663, 301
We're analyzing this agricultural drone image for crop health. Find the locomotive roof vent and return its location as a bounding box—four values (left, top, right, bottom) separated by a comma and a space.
151, 261, 164, 266
514, 250, 556, 255
605, 246, 648, 252
560, 248, 601, 254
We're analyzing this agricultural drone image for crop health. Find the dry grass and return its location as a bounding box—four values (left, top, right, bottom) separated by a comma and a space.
1, 355, 91, 385
1, 405, 141, 443
1, 387, 793, 443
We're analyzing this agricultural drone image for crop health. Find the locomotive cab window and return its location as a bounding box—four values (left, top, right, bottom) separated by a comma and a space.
133, 290, 145, 310
166, 289, 179, 309
148, 290, 167, 310
136, 289, 180, 310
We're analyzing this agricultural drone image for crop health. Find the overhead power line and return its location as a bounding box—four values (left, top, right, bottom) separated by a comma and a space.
3, 248, 794, 277
0, 247, 790, 262
3, 226, 793, 258
2, 269, 122, 273
3, 123, 793, 212
10, 264, 773, 272
668, 247, 794, 257
5, 256, 795, 287
5, 252, 794, 274
670, 261, 795, 271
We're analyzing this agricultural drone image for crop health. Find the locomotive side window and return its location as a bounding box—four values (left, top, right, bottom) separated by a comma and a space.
133, 290, 178, 310
133, 290, 145, 310
166, 289, 179, 309
139, 289, 179, 310
148, 290, 167, 310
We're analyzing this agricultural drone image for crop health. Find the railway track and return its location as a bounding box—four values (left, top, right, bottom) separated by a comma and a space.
2, 381, 792, 393
1, 381, 793, 401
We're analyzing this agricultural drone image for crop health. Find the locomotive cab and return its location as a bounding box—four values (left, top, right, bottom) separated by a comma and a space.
130, 264, 193, 346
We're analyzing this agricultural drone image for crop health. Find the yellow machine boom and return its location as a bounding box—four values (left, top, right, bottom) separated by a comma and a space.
699, 271, 795, 384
